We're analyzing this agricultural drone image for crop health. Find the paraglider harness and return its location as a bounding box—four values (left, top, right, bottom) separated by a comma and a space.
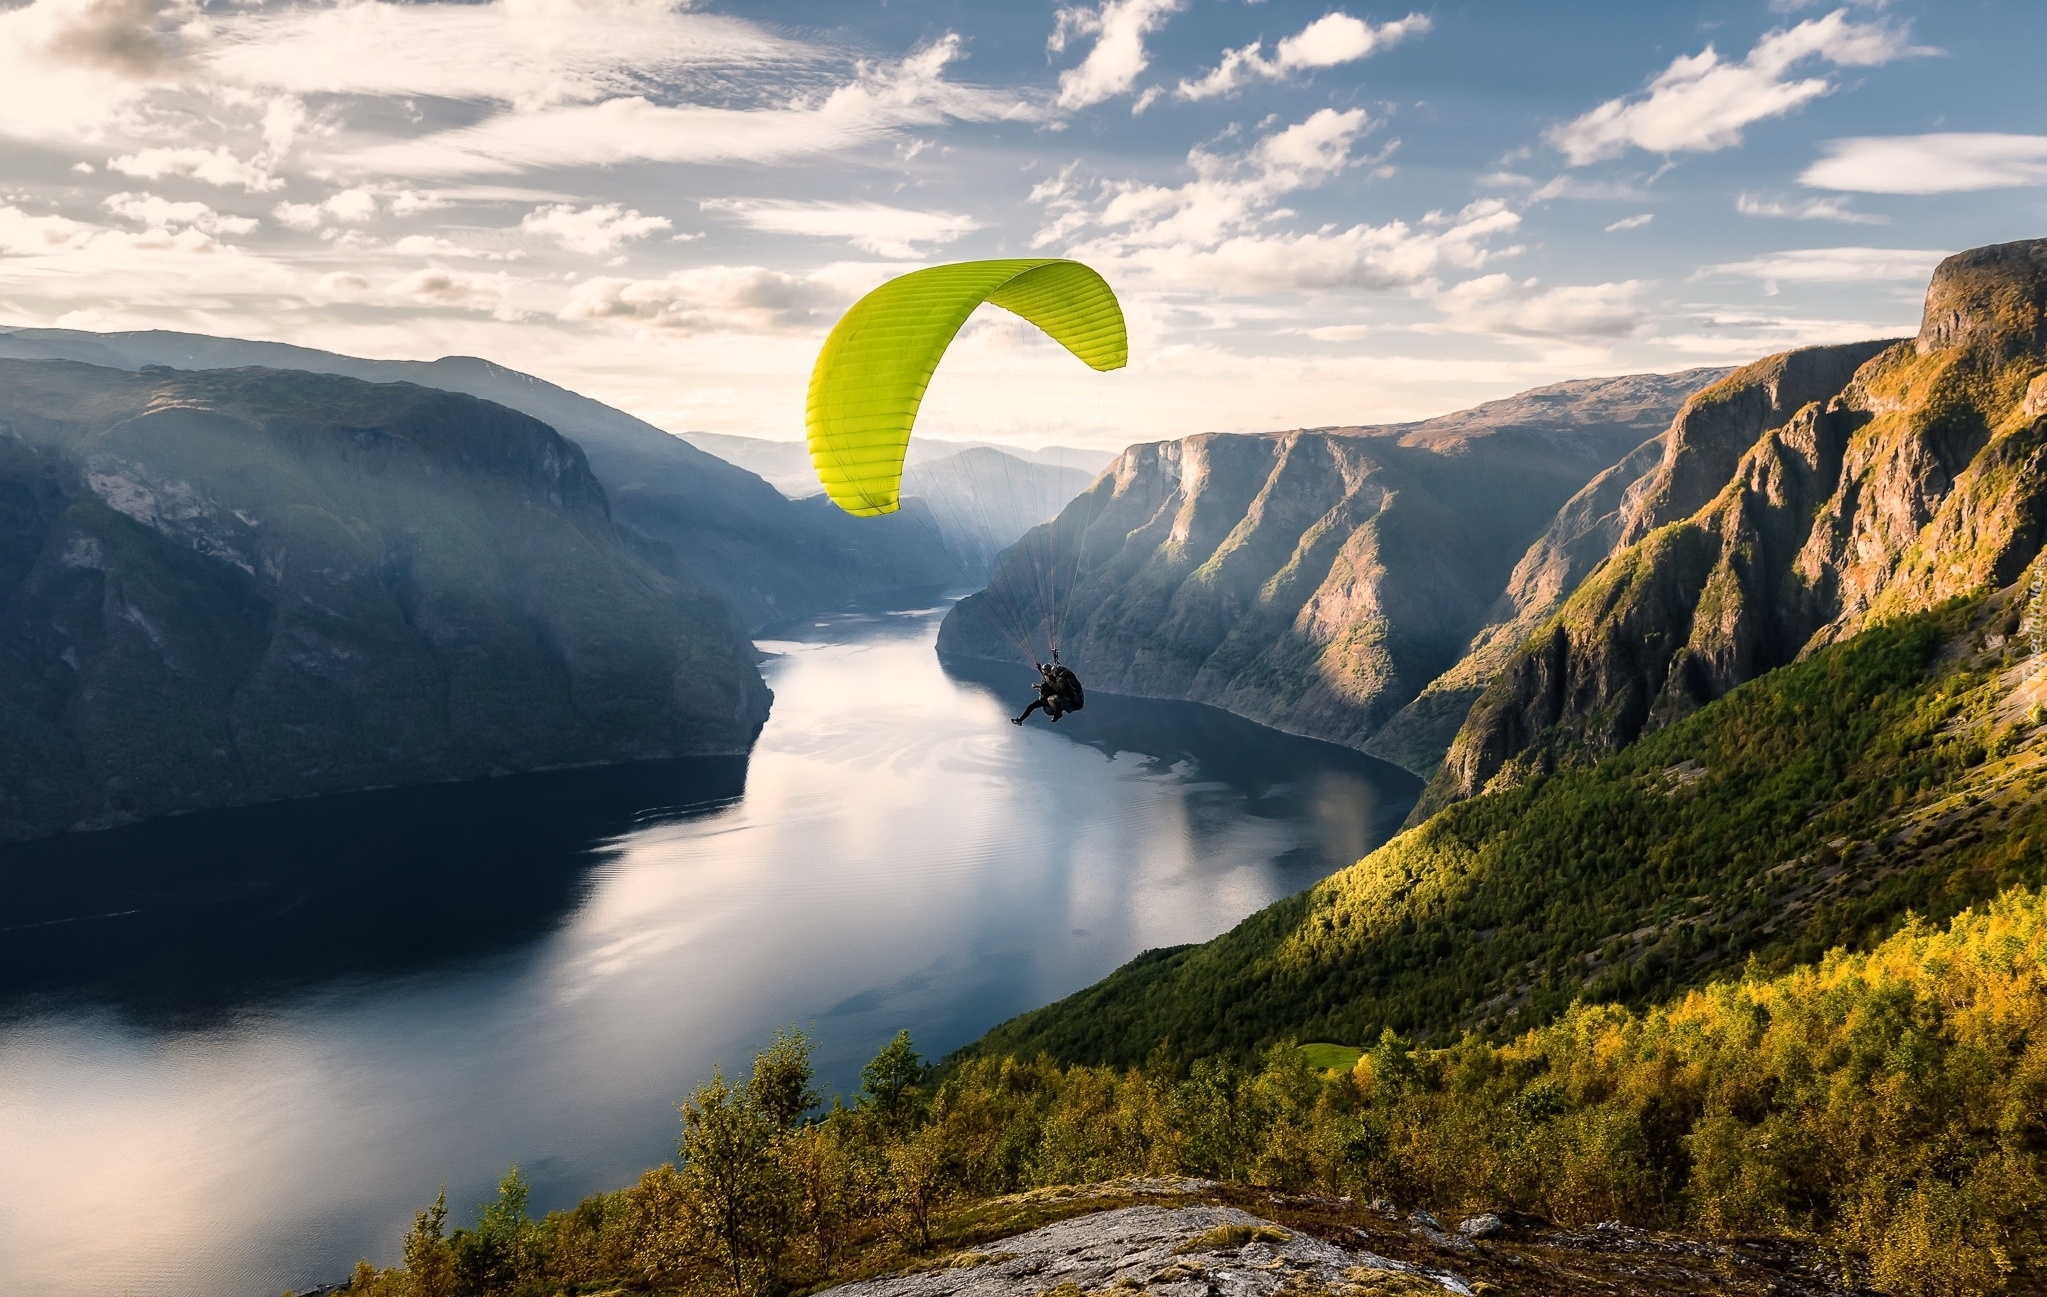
1013, 651, 1085, 725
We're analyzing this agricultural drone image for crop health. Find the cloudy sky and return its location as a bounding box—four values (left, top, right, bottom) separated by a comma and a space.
0, 0, 2041, 448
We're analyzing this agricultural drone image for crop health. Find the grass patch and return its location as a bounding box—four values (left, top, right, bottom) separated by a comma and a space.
1297, 1043, 1363, 1073
1174, 1224, 1291, 1254
1339, 1271, 1441, 1297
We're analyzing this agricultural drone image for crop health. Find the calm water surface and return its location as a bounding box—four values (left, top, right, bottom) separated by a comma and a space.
0, 607, 1418, 1296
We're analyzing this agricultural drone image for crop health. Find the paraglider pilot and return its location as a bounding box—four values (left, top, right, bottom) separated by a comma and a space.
1013, 651, 1085, 725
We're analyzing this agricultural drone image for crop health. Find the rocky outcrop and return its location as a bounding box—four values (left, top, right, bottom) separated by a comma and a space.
1421, 237, 2047, 816
0, 360, 770, 844
937, 371, 1727, 751
1373, 341, 1892, 779
819, 1188, 1870, 1297
821, 1203, 1474, 1297
1615, 343, 1894, 549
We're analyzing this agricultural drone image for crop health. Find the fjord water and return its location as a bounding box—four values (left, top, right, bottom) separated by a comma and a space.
0, 606, 1418, 1297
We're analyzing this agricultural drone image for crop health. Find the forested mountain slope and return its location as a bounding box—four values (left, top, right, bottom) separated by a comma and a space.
936, 370, 1726, 750
0, 360, 768, 844
1424, 239, 2047, 816
970, 589, 2047, 1065
0, 327, 962, 629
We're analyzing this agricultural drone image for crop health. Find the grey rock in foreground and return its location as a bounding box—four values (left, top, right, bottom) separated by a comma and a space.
818, 1204, 1471, 1297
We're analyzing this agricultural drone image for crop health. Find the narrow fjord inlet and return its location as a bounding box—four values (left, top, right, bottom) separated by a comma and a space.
0, 607, 1418, 1296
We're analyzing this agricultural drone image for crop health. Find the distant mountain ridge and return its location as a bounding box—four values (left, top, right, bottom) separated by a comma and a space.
681, 432, 1109, 582
936, 368, 1729, 752
0, 360, 768, 844
0, 327, 965, 630
679, 430, 1114, 498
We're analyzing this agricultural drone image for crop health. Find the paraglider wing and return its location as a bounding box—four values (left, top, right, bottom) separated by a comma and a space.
804, 259, 1127, 517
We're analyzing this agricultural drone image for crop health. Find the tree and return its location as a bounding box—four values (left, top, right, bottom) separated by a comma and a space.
453, 1169, 533, 1296
400, 1188, 455, 1297
781, 1116, 863, 1278
885, 1120, 950, 1252
860, 1030, 924, 1132
750, 1028, 820, 1133
680, 1032, 820, 1297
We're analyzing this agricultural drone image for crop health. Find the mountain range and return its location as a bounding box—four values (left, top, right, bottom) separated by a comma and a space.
0, 328, 965, 631
937, 367, 1730, 753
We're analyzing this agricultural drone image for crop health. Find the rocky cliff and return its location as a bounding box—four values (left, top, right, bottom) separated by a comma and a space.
0, 328, 965, 629
0, 360, 769, 844
1420, 238, 2047, 816
1371, 340, 1895, 778
935, 371, 1726, 750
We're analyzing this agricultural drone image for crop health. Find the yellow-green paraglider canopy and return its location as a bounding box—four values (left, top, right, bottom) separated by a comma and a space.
805, 259, 1127, 516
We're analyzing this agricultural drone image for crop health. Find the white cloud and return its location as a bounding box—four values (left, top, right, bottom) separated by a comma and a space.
1177, 11, 1429, 100
520, 203, 671, 255
1039, 108, 1371, 253
0, 203, 251, 267
340, 35, 1021, 177
1699, 245, 1948, 288
205, 0, 806, 111
1735, 192, 1886, 223
703, 199, 980, 259
1436, 274, 1649, 339
390, 234, 523, 261
1548, 11, 1934, 165
1800, 133, 2047, 194
107, 146, 279, 191
1114, 203, 1520, 294
390, 268, 525, 319
1298, 323, 1374, 342
0, 0, 190, 144
316, 271, 371, 296
1035, 109, 1520, 294
324, 188, 381, 223
271, 201, 324, 232
0, 205, 97, 255
269, 186, 454, 232
1605, 213, 1653, 232
387, 190, 456, 217
1051, 0, 1183, 110
103, 191, 258, 235
558, 264, 852, 333
1654, 309, 1920, 358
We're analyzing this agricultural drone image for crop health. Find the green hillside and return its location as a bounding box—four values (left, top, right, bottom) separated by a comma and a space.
969, 589, 2047, 1066
344, 883, 2047, 1297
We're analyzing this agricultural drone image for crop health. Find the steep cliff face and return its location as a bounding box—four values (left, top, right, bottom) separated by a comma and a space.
1422, 238, 2047, 815
936, 371, 1726, 749
1372, 341, 1895, 777
0, 360, 770, 844
0, 328, 964, 629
